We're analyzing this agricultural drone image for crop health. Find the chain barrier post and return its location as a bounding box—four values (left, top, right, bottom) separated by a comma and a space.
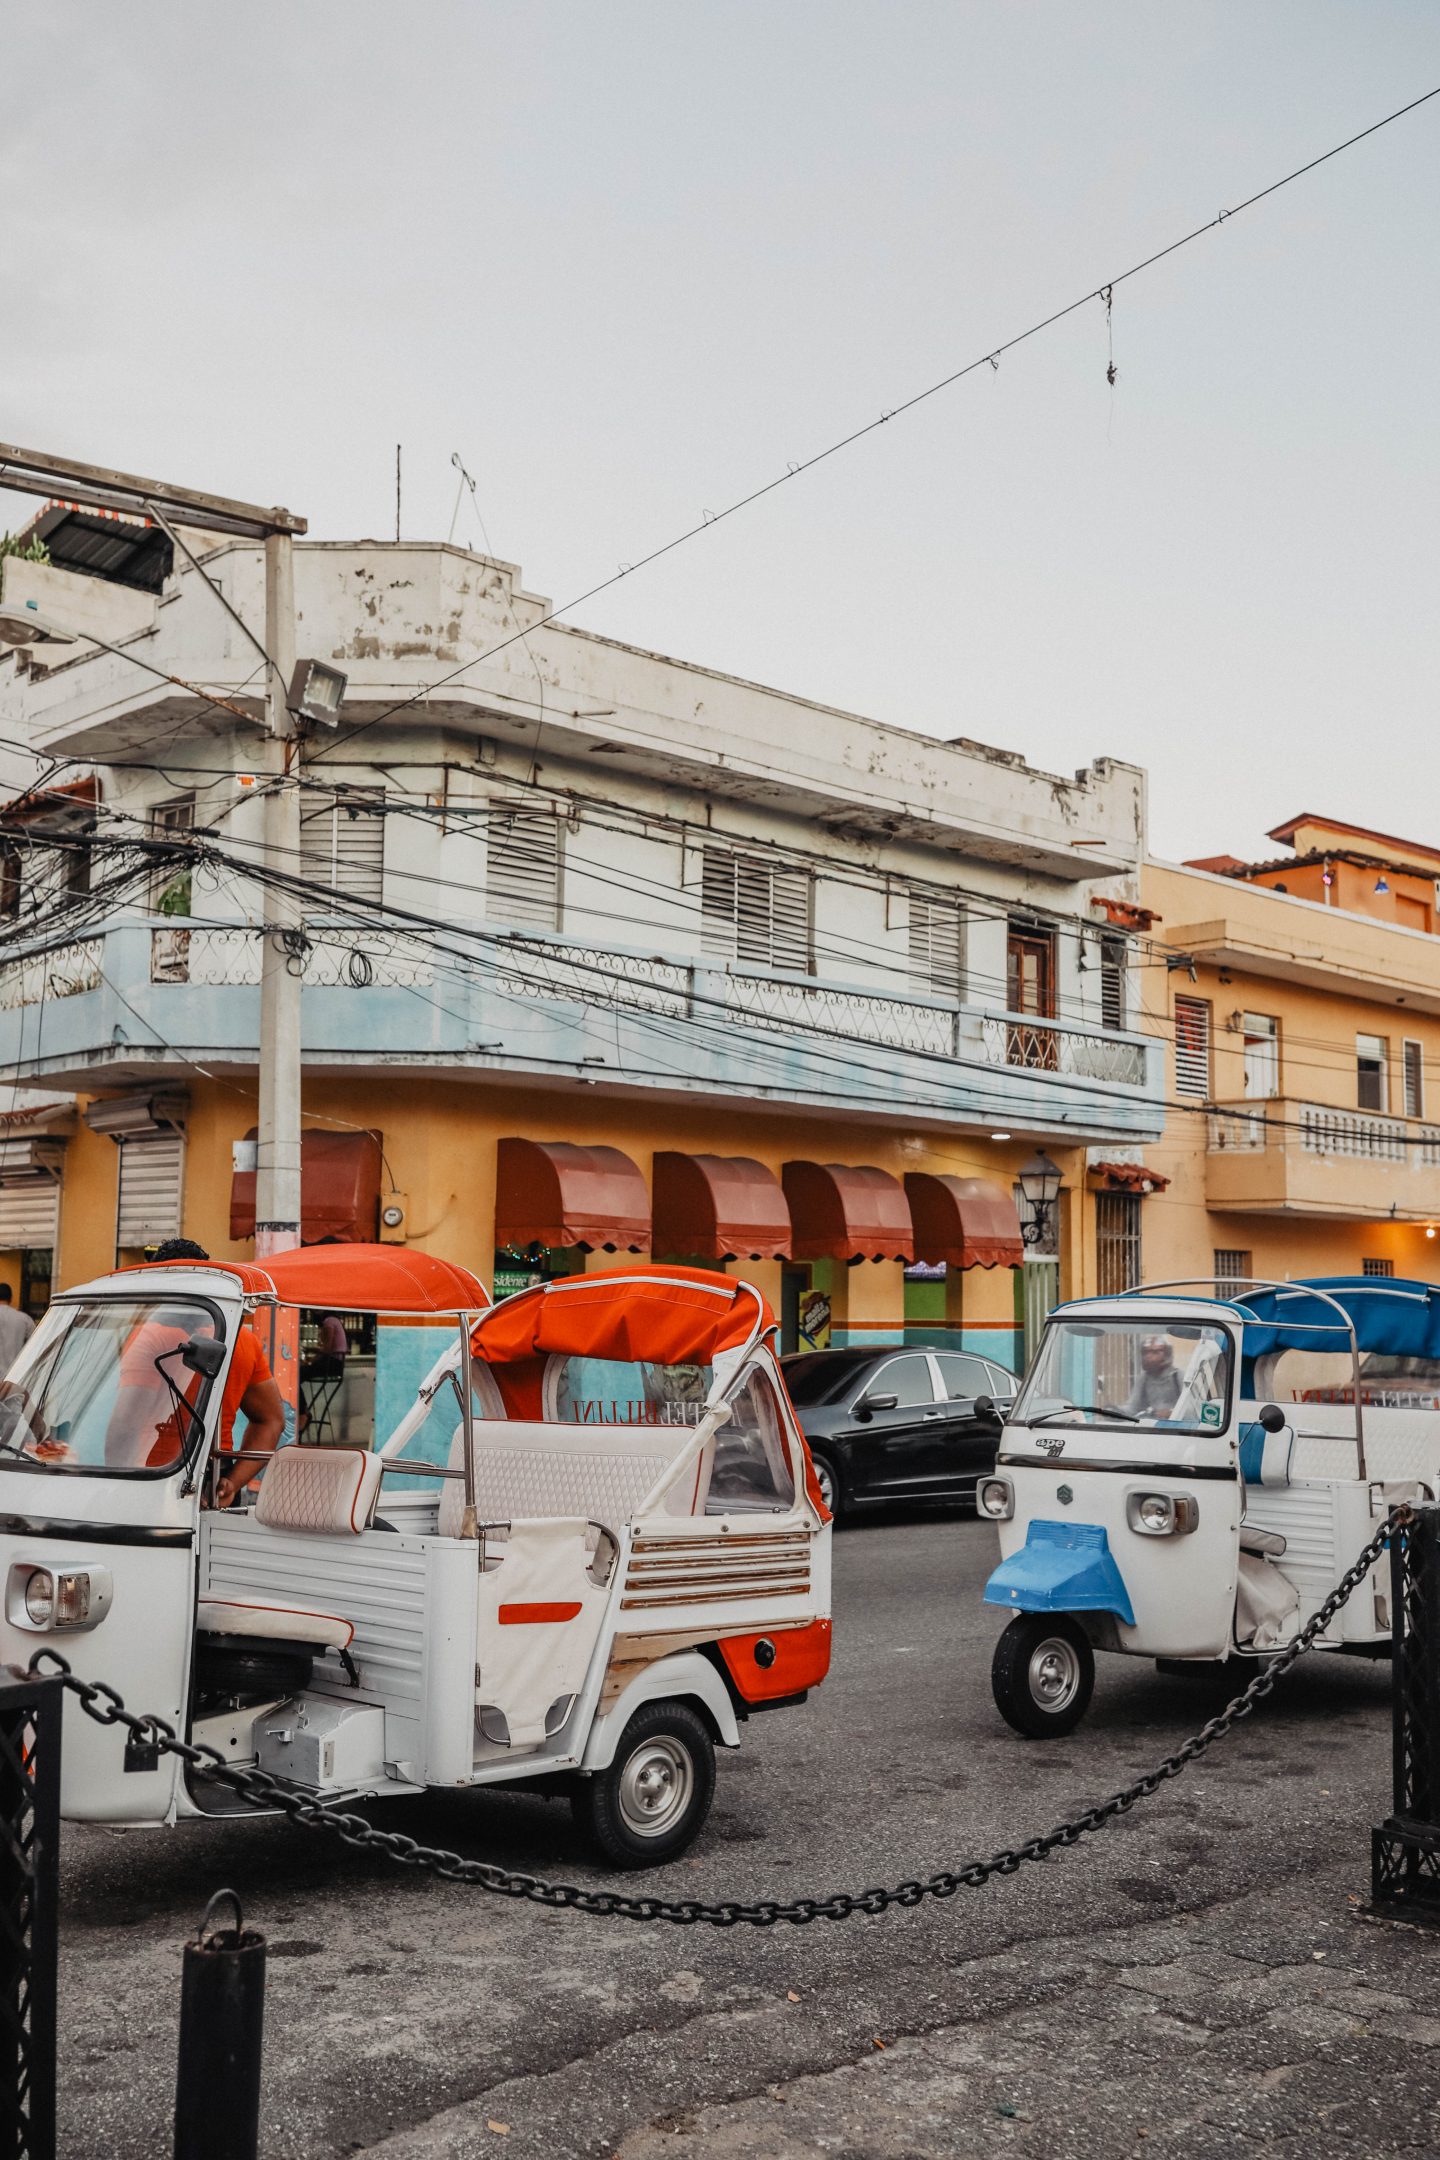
0, 1667, 61, 2160
174, 1890, 266, 2160
1373, 1502, 1440, 1922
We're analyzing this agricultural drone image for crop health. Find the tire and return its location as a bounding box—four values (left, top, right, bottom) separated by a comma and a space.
808, 1447, 843, 1521
991, 1614, 1095, 1738
573, 1700, 717, 1868
194, 1636, 314, 1701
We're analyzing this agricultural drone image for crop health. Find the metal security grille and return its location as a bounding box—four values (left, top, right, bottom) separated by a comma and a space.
908, 895, 964, 999
701, 847, 810, 974
1096, 1191, 1142, 1295
0, 1184, 58, 1252
300, 788, 386, 907
1364, 1258, 1395, 1278
1099, 934, 1127, 1032
116, 1133, 185, 1248
1213, 1248, 1252, 1300
0, 1672, 61, 2158
1173, 996, 1211, 1097
485, 806, 561, 930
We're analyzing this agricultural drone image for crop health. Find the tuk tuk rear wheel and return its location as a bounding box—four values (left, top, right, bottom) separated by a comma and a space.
573, 1700, 716, 1868
992, 1614, 1094, 1738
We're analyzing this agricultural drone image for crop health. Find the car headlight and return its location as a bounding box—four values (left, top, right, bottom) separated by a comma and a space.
8, 1563, 112, 1632
978, 1478, 1014, 1520
1126, 1491, 1199, 1538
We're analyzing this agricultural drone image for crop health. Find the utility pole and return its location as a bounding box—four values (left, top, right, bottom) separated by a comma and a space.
257, 533, 301, 1256
0, 443, 308, 1256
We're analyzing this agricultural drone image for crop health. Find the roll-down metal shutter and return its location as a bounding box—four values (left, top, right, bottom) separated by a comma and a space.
0, 1181, 59, 1249
116, 1132, 186, 1246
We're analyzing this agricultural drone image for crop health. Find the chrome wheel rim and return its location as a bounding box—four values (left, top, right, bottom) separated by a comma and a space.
813, 1458, 836, 1511
618, 1737, 694, 1838
1027, 1636, 1082, 1714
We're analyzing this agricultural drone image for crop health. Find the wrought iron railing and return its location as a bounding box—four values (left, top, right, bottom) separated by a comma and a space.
0, 939, 103, 1011
976, 1011, 1149, 1087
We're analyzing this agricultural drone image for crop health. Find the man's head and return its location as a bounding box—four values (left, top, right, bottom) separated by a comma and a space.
152, 1238, 209, 1265
0, 1285, 12, 1305
1140, 1334, 1175, 1375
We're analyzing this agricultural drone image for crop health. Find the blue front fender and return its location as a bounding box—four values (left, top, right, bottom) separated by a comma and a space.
984, 1519, 1135, 1627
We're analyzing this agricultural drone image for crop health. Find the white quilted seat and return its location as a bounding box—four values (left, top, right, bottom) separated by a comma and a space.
254, 1445, 383, 1537
437, 1422, 674, 1538
196, 1596, 354, 1651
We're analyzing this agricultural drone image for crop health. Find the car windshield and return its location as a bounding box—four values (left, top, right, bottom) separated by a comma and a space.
1014, 1317, 1235, 1435
779, 1353, 866, 1407
0, 1296, 224, 1477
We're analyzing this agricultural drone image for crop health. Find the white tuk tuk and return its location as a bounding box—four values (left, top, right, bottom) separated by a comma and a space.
0, 1252, 831, 1863
978, 1275, 1440, 1736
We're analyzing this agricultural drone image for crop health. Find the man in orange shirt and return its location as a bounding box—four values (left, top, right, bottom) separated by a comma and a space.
146, 1240, 286, 1503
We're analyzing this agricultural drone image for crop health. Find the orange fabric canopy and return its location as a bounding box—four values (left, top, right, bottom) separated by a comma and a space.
652, 1152, 790, 1262
495, 1138, 650, 1252
261, 1245, 490, 1313
781, 1161, 913, 1263
473, 1265, 773, 1370
904, 1172, 1023, 1270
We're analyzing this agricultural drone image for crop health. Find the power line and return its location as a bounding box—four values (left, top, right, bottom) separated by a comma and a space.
308, 82, 1440, 768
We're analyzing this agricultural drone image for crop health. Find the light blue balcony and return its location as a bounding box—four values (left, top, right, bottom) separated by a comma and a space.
0, 918, 1164, 1142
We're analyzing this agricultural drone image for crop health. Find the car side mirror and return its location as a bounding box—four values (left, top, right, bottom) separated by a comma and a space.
856, 1392, 898, 1421
182, 1335, 226, 1380
973, 1394, 995, 1418
1258, 1402, 1286, 1434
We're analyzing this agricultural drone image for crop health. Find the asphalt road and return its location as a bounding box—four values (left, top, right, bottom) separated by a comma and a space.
57, 1511, 1436, 2159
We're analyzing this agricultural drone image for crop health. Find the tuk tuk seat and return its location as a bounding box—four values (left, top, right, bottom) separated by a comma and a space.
252, 1445, 384, 1537
196, 1596, 355, 1651
437, 1422, 681, 1539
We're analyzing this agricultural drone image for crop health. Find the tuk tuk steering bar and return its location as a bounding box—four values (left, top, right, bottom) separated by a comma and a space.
27, 1510, 1404, 1930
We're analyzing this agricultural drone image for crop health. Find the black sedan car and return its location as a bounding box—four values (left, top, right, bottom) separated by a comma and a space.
779, 1345, 1016, 1519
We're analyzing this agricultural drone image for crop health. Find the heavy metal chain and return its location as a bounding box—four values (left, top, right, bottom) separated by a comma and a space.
29, 1511, 1404, 1930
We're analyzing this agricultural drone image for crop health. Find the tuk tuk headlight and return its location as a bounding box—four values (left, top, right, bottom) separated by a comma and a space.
1127, 1491, 1199, 1538
8, 1563, 112, 1632
978, 1478, 1013, 1520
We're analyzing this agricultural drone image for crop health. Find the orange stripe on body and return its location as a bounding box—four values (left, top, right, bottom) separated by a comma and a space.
498, 1601, 582, 1625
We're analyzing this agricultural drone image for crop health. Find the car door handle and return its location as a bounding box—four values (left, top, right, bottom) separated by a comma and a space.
922, 1410, 942, 1420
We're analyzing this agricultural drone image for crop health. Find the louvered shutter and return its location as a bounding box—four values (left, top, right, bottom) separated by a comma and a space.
300, 789, 386, 907
486, 807, 561, 929
116, 1133, 186, 1247
1174, 996, 1212, 1098
0, 1181, 59, 1248
909, 896, 964, 998
701, 848, 810, 973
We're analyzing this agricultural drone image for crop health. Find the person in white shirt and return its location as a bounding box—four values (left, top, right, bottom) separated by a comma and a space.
0, 1285, 36, 1374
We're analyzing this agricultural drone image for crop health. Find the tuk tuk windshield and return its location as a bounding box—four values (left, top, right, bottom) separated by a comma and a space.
0, 1295, 224, 1477
1015, 1317, 1235, 1435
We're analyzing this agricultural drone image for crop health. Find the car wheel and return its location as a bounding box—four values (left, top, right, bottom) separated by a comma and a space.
991, 1614, 1094, 1738
572, 1700, 716, 1868
808, 1446, 842, 1520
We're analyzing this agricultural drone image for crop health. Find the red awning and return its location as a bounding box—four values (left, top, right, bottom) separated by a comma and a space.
496, 1138, 650, 1253
781, 1161, 913, 1263
652, 1152, 790, 1262
904, 1173, 1023, 1270
229, 1128, 383, 1244
1089, 1161, 1171, 1194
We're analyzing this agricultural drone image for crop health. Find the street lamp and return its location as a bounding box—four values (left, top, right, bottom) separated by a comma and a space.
1016, 1150, 1062, 1248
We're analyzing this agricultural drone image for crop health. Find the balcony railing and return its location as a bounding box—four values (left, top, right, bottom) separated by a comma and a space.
1208, 1098, 1440, 1167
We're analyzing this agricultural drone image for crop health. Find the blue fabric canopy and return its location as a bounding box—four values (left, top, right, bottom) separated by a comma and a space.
1230, 1278, 1440, 1395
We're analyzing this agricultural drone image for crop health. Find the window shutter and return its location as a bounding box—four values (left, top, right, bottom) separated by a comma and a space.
485, 806, 561, 930
1174, 996, 1211, 1097
116, 1133, 186, 1247
300, 788, 385, 907
909, 896, 964, 999
0, 1181, 59, 1248
701, 847, 809, 973
1404, 1040, 1425, 1120
1099, 933, 1127, 1032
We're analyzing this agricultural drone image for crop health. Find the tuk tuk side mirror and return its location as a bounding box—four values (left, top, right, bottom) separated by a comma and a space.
1258, 1402, 1287, 1433
181, 1336, 226, 1380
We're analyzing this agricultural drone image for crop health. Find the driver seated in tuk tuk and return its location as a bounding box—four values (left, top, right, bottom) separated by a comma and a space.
1124, 1335, 1183, 1421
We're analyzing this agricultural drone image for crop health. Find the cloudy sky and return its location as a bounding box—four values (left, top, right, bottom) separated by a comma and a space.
4, 3, 1437, 862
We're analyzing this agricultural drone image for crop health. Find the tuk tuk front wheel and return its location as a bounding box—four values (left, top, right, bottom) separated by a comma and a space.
991, 1613, 1095, 1738
573, 1700, 717, 1868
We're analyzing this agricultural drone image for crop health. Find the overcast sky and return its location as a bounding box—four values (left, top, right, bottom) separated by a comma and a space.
4, 3, 1438, 863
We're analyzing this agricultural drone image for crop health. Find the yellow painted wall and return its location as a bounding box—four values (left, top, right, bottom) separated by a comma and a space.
1141, 858, 1440, 1290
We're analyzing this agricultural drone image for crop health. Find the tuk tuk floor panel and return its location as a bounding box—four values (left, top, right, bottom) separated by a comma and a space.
51, 1510, 1422, 2160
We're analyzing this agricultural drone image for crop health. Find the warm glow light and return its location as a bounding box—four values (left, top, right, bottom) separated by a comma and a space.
990, 1131, 1012, 1142
1428, 1225, 1437, 1241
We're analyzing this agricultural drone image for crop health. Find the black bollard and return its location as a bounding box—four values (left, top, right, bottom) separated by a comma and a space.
174, 1890, 267, 2160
